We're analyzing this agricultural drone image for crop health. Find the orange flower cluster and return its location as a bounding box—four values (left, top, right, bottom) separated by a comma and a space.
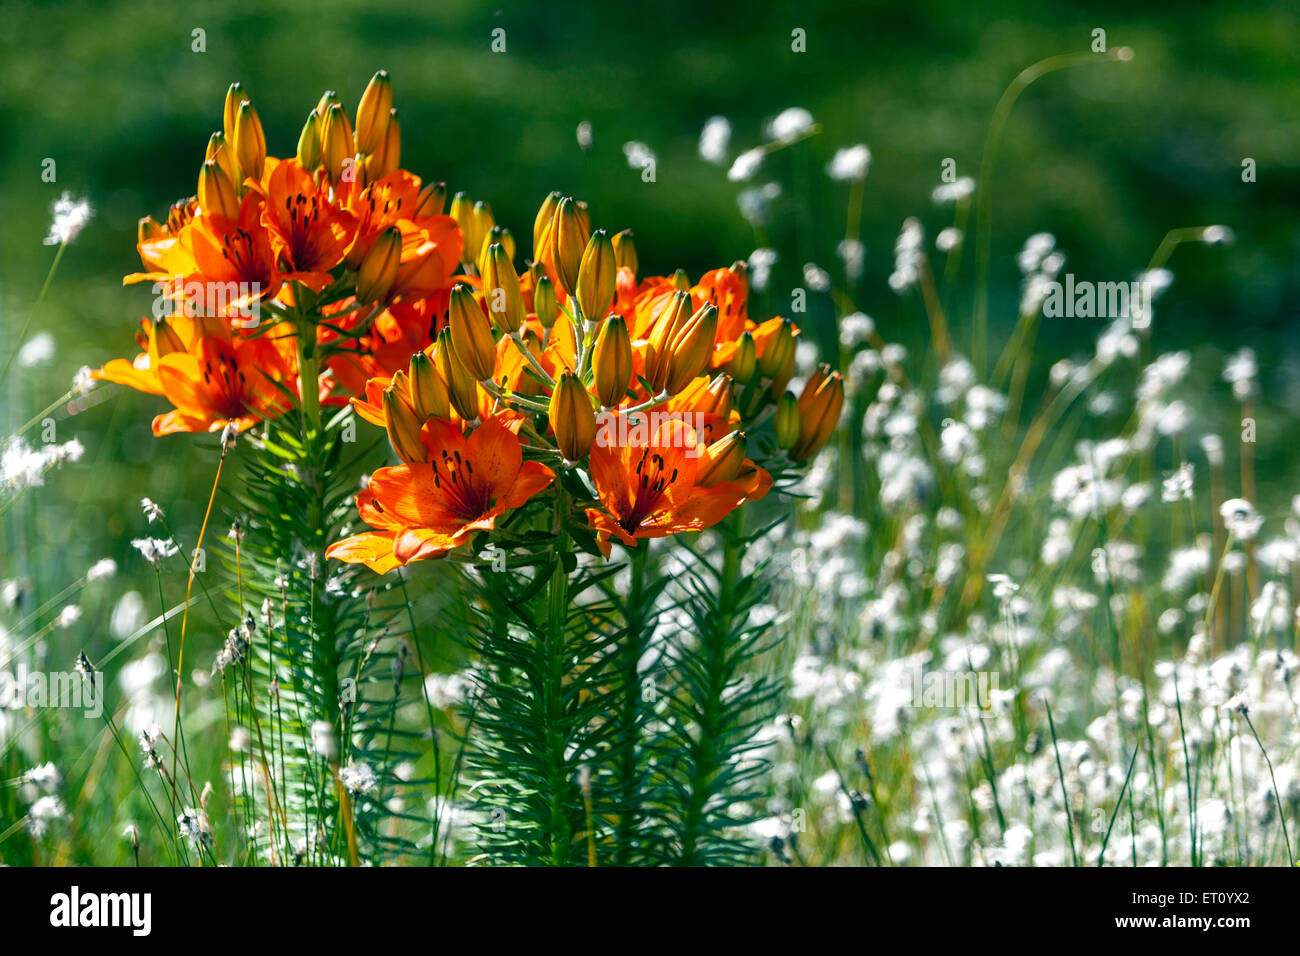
96, 72, 461, 435
95, 72, 844, 569
330, 191, 844, 569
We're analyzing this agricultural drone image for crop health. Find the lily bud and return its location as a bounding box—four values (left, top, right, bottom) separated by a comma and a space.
546, 196, 587, 295
447, 283, 497, 381
533, 191, 561, 259
773, 391, 800, 449
355, 70, 393, 155
232, 99, 267, 183
486, 225, 516, 264
573, 199, 592, 237
408, 351, 450, 422
383, 386, 426, 463
481, 243, 526, 334
533, 274, 559, 329
139, 216, 165, 244
355, 226, 402, 303
449, 192, 473, 264
321, 103, 355, 183
468, 201, 494, 269
592, 315, 633, 408
664, 303, 718, 395
699, 373, 734, 419
317, 91, 354, 141
645, 290, 693, 394
296, 110, 323, 171
575, 228, 616, 322
671, 268, 691, 291
758, 317, 795, 378
152, 318, 187, 357
772, 347, 797, 396
361, 108, 400, 184
791, 366, 844, 461
137, 217, 168, 271
205, 132, 239, 187
696, 431, 747, 488
729, 331, 757, 383
550, 371, 596, 463
436, 328, 482, 421
414, 181, 447, 217
222, 83, 246, 142
198, 160, 240, 220
612, 229, 638, 277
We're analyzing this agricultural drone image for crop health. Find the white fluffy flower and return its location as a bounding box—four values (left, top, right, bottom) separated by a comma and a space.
698, 116, 731, 164
131, 537, 179, 567
1, 437, 83, 491
747, 248, 778, 292
24, 762, 62, 793
1220, 498, 1262, 541
28, 795, 67, 836
838, 313, 874, 348
1017, 232, 1055, 274
936, 227, 963, 252
802, 262, 830, 292
932, 177, 975, 203
17, 333, 55, 368
827, 144, 871, 181
727, 147, 765, 182
44, 192, 93, 246
341, 761, 378, 795
888, 217, 924, 293
86, 558, 117, 582
310, 719, 337, 759
54, 605, 82, 629
1161, 462, 1194, 502
622, 141, 655, 171
766, 107, 814, 143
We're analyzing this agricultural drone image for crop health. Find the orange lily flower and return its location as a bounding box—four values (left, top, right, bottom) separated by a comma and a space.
92, 314, 208, 397
254, 158, 357, 290
327, 414, 555, 572
183, 191, 283, 312
128, 199, 200, 281
343, 171, 463, 301
97, 319, 297, 436
624, 267, 793, 376
584, 415, 770, 557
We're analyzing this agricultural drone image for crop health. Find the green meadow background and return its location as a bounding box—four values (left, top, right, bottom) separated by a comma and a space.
1, 0, 1297, 674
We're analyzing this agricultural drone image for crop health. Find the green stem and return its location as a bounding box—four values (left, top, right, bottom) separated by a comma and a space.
677, 510, 743, 865
972, 50, 1126, 376
296, 321, 322, 437
2, 241, 67, 385
614, 542, 649, 865
545, 483, 573, 865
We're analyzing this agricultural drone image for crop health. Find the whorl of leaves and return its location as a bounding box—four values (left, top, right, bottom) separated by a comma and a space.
460, 550, 624, 866
460, 506, 781, 866
649, 516, 783, 866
